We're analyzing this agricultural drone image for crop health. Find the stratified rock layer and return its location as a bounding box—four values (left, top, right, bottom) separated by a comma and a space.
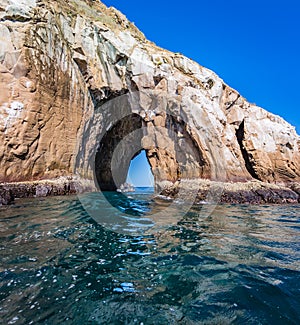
0, 0, 299, 194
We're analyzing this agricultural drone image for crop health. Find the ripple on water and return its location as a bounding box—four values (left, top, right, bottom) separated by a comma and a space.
0, 195, 299, 324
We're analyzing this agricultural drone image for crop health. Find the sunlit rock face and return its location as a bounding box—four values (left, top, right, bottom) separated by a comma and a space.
0, 0, 299, 189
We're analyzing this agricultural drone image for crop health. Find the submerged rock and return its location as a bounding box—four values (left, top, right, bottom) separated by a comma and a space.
0, 0, 299, 202
0, 187, 14, 205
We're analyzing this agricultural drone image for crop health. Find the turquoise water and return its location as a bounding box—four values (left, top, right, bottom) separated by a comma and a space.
0, 189, 299, 324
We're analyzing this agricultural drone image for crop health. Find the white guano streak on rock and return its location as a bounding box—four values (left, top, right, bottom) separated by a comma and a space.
0, 101, 24, 133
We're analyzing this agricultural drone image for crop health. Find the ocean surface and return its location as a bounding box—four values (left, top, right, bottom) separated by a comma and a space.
0, 187, 299, 324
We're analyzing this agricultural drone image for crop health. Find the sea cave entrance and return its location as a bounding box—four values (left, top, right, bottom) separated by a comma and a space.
95, 113, 145, 191
94, 111, 208, 192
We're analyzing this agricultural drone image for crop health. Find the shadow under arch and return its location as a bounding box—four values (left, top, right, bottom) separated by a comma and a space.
95, 113, 145, 191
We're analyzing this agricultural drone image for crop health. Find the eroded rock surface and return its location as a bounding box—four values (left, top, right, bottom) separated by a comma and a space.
161, 179, 300, 205
0, 0, 299, 195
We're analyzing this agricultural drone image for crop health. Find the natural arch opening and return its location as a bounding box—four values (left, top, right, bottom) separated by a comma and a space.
95, 113, 144, 191
94, 111, 209, 192
126, 150, 154, 188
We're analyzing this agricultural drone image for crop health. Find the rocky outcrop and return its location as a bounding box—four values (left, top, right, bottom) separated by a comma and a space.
0, 176, 94, 205
161, 179, 300, 205
0, 0, 299, 199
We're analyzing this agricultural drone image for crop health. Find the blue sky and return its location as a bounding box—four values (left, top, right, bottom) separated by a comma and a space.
103, 0, 299, 132
102, 0, 300, 186
126, 150, 154, 187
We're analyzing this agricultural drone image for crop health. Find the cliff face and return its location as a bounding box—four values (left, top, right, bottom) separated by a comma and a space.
0, 0, 299, 190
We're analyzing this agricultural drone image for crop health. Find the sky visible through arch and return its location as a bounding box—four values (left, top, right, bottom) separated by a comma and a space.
126, 150, 154, 187
103, 0, 300, 186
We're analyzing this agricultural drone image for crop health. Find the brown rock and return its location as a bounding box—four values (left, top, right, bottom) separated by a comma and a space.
0, 0, 299, 197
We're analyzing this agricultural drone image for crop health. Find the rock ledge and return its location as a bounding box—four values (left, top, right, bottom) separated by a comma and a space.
0, 177, 95, 205
161, 179, 300, 205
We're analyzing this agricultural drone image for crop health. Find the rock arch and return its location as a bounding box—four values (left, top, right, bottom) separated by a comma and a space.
75, 91, 211, 192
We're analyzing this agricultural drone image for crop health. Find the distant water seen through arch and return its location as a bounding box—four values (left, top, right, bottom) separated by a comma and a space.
126, 150, 154, 188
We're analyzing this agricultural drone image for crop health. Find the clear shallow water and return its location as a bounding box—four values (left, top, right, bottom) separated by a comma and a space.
0, 189, 299, 324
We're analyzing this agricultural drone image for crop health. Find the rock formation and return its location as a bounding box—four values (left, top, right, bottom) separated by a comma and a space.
0, 0, 299, 202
